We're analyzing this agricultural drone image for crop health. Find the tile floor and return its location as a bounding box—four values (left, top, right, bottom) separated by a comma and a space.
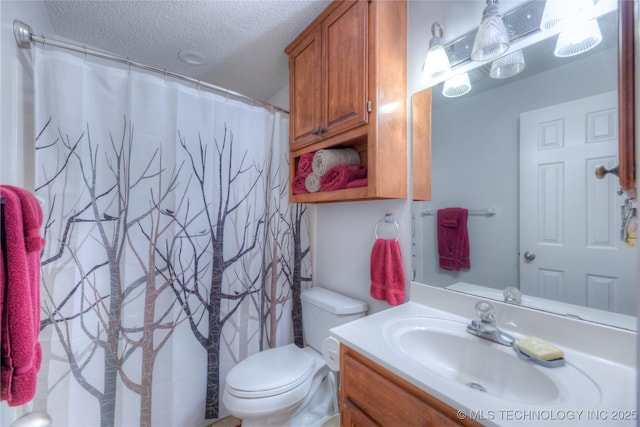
207, 416, 241, 427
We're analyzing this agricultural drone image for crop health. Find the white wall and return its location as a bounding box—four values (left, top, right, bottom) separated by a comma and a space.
1, 1, 54, 424
416, 48, 617, 290
268, 85, 289, 111
1, 1, 53, 189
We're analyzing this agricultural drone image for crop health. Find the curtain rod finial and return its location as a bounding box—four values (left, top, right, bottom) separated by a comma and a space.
13, 20, 33, 49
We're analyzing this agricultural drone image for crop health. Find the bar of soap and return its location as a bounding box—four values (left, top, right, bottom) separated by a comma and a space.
515, 336, 564, 361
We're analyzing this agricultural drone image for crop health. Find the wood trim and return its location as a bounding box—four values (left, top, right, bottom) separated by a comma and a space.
412, 88, 432, 201
367, 0, 408, 199
284, 1, 347, 54
618, 0, 636, 196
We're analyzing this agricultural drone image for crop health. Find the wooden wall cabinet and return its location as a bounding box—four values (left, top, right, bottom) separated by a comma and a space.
287, 0, 368, 150
285, 0, 408, 203
340, 345, 482, 427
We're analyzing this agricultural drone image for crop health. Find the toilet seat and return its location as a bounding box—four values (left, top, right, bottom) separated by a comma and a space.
225, 344, 316, 399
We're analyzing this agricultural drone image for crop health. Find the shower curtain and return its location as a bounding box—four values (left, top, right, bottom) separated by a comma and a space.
31, 49, 310, 427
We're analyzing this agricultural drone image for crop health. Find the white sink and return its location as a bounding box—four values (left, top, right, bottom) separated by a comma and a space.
382, 316, 601, 406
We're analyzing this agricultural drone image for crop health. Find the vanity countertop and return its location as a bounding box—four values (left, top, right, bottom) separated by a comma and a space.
330, 282, 637, 427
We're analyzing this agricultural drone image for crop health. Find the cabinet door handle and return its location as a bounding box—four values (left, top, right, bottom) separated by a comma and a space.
311, 128, 319, 136
318, 127, 326, 134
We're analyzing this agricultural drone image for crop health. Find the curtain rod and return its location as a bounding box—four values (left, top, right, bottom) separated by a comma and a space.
13, 20, 289, 114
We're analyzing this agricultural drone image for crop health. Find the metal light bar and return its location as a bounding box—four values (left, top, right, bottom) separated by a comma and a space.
444, 0, 545, 68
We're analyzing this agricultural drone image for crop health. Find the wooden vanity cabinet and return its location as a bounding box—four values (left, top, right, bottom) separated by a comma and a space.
285, 0, 408, 203
340, 345, 482, 427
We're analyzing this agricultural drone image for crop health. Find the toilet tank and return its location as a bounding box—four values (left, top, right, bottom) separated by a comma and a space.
301, 287, 367, 352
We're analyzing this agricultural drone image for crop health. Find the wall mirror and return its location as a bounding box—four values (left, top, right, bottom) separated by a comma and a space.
412, 0, 637, 330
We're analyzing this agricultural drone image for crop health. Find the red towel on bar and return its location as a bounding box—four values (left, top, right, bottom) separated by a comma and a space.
319, 164, 367, 192
437, 208, 470, 271
0, 185, 45, 406
370, 239, 405, 305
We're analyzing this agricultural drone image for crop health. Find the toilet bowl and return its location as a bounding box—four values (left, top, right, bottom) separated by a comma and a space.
222, 287, 367, 427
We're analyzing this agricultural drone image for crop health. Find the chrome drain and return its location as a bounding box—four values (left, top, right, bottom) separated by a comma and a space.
467, 382, 487, 392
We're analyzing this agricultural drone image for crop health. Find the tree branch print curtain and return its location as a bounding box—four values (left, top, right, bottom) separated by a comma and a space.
32, 50, 310, 427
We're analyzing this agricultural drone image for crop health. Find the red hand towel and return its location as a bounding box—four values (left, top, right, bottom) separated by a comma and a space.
437, 208, 470, 271
320, 164, 367, 192
297, 152, 315, 178
370, 239, 405, 306
292, 174, 308, 194
0, 185, 45, 406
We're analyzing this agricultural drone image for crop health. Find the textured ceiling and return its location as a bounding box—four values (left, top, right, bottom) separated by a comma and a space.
43, 0, 332, 103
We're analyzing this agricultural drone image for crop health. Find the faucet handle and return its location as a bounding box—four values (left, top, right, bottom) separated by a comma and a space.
474, 301, 496, 323
503, 286, 522, 304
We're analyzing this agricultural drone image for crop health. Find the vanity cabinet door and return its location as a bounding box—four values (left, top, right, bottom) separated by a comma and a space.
342, 398, 381, 427
340, 345, 481, 427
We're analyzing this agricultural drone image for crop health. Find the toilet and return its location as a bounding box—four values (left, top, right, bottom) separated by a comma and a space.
222, 286, 367, 427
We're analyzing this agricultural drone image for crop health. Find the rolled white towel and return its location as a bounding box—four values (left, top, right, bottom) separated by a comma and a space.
305, 172, 322, 193
312, 148, 360, 176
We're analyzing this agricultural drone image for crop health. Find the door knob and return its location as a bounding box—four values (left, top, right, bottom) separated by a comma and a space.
595, 165, 619, 179
523, 251, 536, 261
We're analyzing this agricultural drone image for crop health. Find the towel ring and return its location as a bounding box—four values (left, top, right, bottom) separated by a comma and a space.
375, 214, 399, 240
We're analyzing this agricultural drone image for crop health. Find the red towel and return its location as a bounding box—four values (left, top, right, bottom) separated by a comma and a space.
297, 152, 315, 178
292, 174, 308, 194
319, 164, 367, 192
437, 208, 470, 271
0, 185, 45, 406
346, 178, 367, 189
370, 239, 405, 306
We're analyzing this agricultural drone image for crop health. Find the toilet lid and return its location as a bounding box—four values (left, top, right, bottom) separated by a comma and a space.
225, 344, 316, 398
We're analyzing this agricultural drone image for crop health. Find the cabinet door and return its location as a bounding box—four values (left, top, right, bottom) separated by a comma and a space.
289, 27, 323, 149
342, 398, 381, 427
341, 346, 481, 427
323, 0, 368, 139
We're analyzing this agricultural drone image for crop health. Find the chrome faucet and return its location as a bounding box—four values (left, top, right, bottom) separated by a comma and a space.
466, 301, 514, 346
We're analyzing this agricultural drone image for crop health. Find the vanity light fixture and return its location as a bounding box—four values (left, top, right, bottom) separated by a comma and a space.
490, 25, 525, 80
422, 22, 452, 83
554, 18, 602, 57
442, 72, 472, 98
471, 0, 510, 62
539, 0, 593, 31
490, 49, 526, 79
539, 0, 603, 57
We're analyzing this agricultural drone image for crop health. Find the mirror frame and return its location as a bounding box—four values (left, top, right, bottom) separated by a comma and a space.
618, 0, 636, 195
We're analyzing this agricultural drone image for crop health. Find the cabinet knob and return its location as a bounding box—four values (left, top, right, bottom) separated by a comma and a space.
310, 127, 326, 136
